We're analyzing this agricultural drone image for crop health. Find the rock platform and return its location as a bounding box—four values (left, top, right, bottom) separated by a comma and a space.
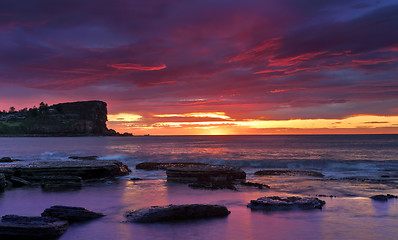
125, 204, 230, 223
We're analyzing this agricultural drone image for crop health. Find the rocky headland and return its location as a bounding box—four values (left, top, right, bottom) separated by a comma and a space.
0, 100, 129, 136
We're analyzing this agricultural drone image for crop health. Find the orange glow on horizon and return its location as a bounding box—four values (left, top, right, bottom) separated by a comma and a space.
107, 112, 398, 135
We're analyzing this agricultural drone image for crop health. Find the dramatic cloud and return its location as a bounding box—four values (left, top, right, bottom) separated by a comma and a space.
110, 63, 167, 71
0, 0, 397, 134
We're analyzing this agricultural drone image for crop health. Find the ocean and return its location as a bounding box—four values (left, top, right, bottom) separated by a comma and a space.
0, 135, 397, 239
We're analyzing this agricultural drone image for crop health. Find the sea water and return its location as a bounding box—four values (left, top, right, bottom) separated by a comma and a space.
0, 135, 397, 240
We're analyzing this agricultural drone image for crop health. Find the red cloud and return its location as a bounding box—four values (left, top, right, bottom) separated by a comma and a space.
110, 63, 167, 71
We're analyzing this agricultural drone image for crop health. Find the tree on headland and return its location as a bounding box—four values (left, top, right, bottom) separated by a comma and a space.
39, 102, 49, 112
9, 106, 15, 113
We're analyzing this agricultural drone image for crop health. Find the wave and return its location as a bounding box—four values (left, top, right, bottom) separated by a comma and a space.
99, 154, 398, 171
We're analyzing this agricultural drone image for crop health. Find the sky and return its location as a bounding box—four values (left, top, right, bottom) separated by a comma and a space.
1, 0, 398, 135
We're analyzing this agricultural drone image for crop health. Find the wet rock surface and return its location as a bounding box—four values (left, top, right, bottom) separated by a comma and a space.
40, 176, 83, 191
20, 160, 131, 179
9, 177, 30, 187
0, 160, 130, 179
240, 181, 270, 189
136, 162, 209, 170
0, 157, 22, 163
254, 169, 324, 178
41, 206, 104, 222
248, 196, 326, 210
0, 160, 131, 191
0, 174, 6, 190
0, 215, 68, 240
370, 194, 398, 201
166, 165, 246, 183
125, 204, 230, 223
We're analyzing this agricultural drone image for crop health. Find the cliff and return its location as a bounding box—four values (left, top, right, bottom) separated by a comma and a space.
0, 101, 118, 136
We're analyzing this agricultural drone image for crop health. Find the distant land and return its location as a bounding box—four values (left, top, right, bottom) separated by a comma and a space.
0, 101, 132, 136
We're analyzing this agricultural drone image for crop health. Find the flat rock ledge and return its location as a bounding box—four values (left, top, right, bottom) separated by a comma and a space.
370, 194, 398, 201
42, 206, 105, 222
248, 196, 326, 211
0, 215, 68, 240
0, 160, 131, 190
125, 204, 231, 223
136, 162, 209, 170
166, 165, 246, 183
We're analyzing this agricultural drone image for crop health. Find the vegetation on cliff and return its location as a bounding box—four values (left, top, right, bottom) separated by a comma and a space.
0, 101, 123, 136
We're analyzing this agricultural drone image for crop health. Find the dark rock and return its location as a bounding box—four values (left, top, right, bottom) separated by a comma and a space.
248, 196, 326, 210
125, 204, 230, 223
0, 174, 6, 190
130, 178, 144, 181
240, 181, 270, 189
166, 165, 246, 183
316, 194, 336, 198
40, 176, 83, 191
68, 156, 98, 160
254, 169, 324, 178
136, 162, 209, 170
370, 194, 398, 201
380, 175, 390, 178
188, 182, 237, 191
0, 157, 22, 163
0, 157, 12, 163
0, 215, 68, 239
41, 206, 104, 222
9, 177, 30, 187
0, 160, 131, 181
122, 132, 133, 136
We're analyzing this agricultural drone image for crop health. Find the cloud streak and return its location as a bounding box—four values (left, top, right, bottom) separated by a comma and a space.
110, 63, 167, 71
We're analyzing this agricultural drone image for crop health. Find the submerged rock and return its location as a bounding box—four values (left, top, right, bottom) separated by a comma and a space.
136, 162, 209, 170
0, 215, 68, 239
248, 196, 326, 210
166, 165, 246, 183
240, 181, 270, 189
41, 206, 104, 222
125, 204, 230, 223
254, 169, 324, 178
188, 182, 237, 190
370, 194, 398, 201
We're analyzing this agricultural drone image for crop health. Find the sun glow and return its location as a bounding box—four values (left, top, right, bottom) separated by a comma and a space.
108, 113, 142, 122
107, 113, 398, 135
